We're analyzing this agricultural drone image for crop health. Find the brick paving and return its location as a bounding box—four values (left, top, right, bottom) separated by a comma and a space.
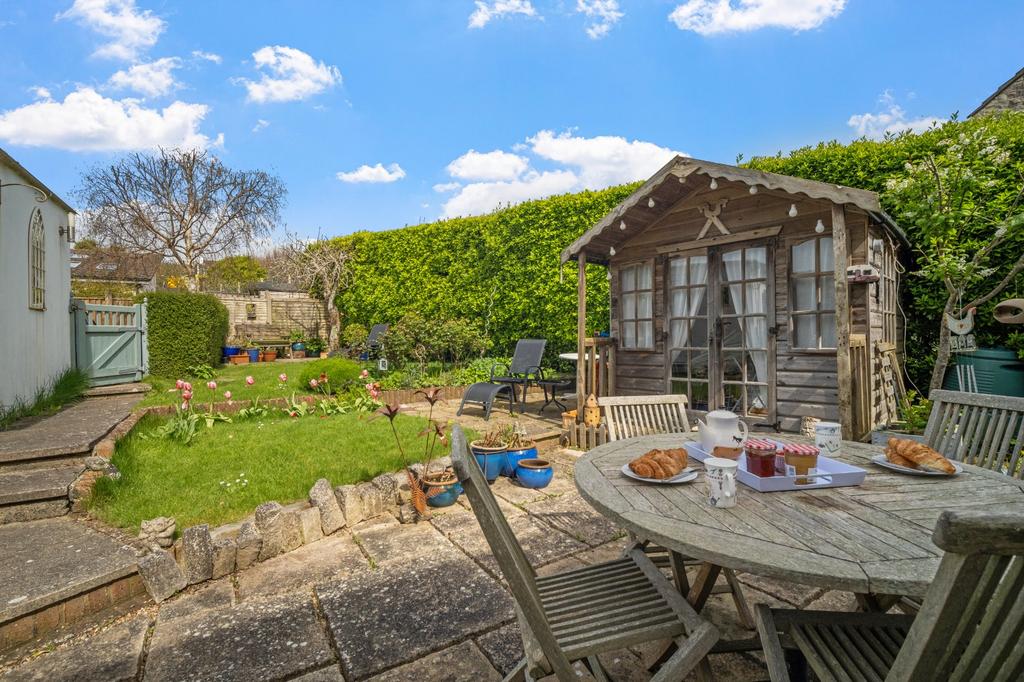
0, 442, 855, 681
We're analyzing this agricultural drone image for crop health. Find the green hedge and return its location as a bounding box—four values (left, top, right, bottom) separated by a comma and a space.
334, 185, 638, 358
143, 291, 229, 378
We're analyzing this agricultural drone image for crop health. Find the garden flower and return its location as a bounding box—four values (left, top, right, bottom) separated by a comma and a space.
360, 369, 369, 379
224, 390, 232, 400
309, 379, 319, 388
246, 376, 255, 385
207, 381, 217, 390
181, 390, 193, 401
175, 379, 185, 390
183, 382, 192, 392
278, 373, 288, 382
181, 401, 190, 411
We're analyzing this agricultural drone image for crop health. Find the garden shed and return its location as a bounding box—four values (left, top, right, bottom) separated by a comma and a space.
561, 157, 909, 440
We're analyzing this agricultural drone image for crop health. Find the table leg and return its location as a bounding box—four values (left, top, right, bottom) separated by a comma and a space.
855, 593, 901, 613
687, 563, 722, 612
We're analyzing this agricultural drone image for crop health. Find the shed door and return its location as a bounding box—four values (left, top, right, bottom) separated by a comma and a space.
666, 243, 775, 421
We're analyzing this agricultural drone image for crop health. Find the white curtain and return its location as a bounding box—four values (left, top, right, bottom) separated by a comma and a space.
669, 256, 707, 349
723, 249, 768, 391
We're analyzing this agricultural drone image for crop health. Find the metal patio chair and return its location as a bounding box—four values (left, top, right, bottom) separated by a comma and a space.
755, 509, 1024, 682
450, 425, 719, 681
490, 339, 547, 412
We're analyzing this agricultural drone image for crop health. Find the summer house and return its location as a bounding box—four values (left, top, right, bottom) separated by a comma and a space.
561, 157, 909, 440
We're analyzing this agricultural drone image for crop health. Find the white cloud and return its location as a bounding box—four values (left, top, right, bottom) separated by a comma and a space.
30, 86, 52, 99
469, 0, 538, 29
336, 163, 406, 184
577, 0, 623, 39
528, 130, 684, 189
191, 50, 222, 64
252, 119, 270, 133
57, 0, 164, 60
240, 46, 341, 103
847, 92, 944, 140
440, 130, 683, 217
108, 57, 181, 97
669, 0, 845, 35
447, 149, 528, 181
0, 87, 221, 151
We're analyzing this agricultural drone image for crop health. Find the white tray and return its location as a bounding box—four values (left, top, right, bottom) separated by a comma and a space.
684, 442, 867, 492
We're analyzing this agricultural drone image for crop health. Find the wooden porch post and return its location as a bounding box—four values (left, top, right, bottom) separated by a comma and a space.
577, 251, 587, 415
832, 205, 853, 440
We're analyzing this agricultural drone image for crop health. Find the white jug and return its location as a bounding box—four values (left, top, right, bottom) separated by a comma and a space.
696, 410, 749, 452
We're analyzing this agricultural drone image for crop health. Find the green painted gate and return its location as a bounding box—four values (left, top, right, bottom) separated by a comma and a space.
71, 299, 148, 386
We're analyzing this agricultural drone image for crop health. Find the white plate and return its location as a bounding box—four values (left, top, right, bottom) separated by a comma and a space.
620, 464, 698, 484
870, 454, 962, 477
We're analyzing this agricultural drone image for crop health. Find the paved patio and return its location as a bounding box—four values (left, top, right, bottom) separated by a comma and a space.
0, 445, 857, 681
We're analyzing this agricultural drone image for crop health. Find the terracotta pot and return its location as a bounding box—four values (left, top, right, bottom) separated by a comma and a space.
264, 350, 278, 362
230, 354, 249, 365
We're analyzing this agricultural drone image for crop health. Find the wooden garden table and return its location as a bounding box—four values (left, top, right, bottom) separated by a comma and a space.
575, 433, 1024, 601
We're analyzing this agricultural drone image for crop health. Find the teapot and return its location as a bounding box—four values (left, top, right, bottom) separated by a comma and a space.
696, 410, 749, 452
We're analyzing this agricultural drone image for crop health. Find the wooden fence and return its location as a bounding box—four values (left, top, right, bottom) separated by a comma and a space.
562, 421, 609, 450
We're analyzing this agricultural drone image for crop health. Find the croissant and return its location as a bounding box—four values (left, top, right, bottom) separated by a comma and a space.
886, 438, 956, 474
629, 448, 688, 479
884, 446, 916, 469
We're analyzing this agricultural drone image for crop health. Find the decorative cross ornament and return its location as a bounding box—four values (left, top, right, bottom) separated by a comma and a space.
696, 199, 730, 239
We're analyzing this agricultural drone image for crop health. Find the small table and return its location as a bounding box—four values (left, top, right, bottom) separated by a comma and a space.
574, 433, 1024, 600
536, 376, 574, 414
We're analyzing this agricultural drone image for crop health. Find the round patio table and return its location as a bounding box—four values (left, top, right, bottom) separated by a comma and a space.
575, 433, 1024, 598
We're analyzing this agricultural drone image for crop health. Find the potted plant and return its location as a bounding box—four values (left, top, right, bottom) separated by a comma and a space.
470, 428, 508, 483
514, 459, 554, 489
290, 330, 306, 358
230, 351, 249, 365
870, 391, 930, 446
501, 423, 537, 477
223, 343, 242, 358
305, 337, 326, 359
245, 340, 260, 363
264, 347, 278, 362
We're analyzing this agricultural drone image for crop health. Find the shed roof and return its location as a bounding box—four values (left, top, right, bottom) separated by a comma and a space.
560, 156, 905, 264
0, 147, 76, 214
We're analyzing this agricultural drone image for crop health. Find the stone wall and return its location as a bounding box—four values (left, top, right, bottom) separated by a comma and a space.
973, 69, 1024, 116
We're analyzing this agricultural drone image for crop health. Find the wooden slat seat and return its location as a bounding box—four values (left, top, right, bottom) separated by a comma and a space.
924, 390, 1024, 478
755, 510, 1024, 682
450, 425, 719, 681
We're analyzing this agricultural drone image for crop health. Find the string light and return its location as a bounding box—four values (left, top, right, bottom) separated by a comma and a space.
815, 219, 826, 234
749, 186, 758, 195
789, 204, 798, 217
709, 178, 718, 190
609, 246, 616, 256
619, 220, 626, 230
648, 198, 655, 208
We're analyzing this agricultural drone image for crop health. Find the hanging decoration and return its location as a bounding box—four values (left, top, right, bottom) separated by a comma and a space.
946, 304, 977, 353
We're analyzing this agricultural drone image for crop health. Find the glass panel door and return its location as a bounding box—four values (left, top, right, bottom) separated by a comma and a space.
667, 254, 709, 411
717, 244, 772, 419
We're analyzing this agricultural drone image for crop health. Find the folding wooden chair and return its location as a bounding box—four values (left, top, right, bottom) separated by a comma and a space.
451, 424, 719, 681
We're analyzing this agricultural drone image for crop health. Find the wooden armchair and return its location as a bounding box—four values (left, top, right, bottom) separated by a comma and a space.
450, 425, 719, 681
755, 510, 1024, 681
924, 390, 1024, 478
599, 394, 754, 629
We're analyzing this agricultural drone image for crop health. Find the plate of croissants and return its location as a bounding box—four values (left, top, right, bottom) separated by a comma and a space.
871, 437, 962, 476
622, 448, 698, 484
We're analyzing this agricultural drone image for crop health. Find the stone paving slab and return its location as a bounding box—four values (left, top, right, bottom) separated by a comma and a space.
366, 640, 501, 682
316, 546, 515, 680
237, 534, 368, 600
292, 667, 345, 681
0, 466, 81, 505
524, 492, 626, 546
0, 518, 137, 624
158, 580, 235, 623
0, 395, 142, 463
351, 517, 451, 567
0, 614, 150, 682
145, 592, 335, 682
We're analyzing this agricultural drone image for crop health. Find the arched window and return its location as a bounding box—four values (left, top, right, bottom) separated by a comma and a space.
29, 209, 45, 310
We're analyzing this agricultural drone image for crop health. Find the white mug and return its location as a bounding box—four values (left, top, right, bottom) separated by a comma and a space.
815, 422, 842, 457
704, 457, 738, 509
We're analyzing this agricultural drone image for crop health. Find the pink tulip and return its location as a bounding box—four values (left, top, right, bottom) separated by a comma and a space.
223, 390, 232, 400
181, 401, 190, 411
278, 373, 288, 382
360, 369, 369, 379
175, 379, 185, 390
309, 379, 318, 388
246, 376, 255, 385
207, 381, 217, 390
181, 390, 193, 400
364, 382, 373, 391
183, 382, 192, 392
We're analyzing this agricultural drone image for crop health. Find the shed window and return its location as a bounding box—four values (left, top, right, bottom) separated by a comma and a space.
619, 262, 654, 350
790, 237, 835, 349
29, 209, 45, 310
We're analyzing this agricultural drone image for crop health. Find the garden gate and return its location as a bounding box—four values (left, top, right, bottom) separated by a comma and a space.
71, 299, 148, 386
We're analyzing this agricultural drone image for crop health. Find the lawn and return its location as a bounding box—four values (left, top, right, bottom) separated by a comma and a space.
136, 361, 316, 409
90, 409, 452, 530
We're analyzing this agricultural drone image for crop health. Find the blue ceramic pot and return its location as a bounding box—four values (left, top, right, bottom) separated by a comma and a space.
246, 348, 260, 363
515, 459, 554, 489
223, 346, 241, 357
424, 477, 462, 508
292, 342, 305, 351
502, 445, 538, 477
471, 442, 507, 483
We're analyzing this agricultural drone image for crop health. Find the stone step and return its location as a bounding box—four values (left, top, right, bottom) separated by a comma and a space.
0, 518, 141, 653
0, 466, 81, 524
83, 382, 151, 398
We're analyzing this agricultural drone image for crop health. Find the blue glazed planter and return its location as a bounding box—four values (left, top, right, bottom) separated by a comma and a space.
424, 477, 462, 508
246, 348, 260, 363
502, 445, 538, 477
515, 459, 554, 489
223, 346, 241, 357
471, 442, 507, 483
292, 342, 305, 351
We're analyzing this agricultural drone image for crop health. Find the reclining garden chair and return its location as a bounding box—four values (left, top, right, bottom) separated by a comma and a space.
450, 424, 719, 681
755, 509, 1024, 682
490, 338, 547, 412
359, 323, 389, 360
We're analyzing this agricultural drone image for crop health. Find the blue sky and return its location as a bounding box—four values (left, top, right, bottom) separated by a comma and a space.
0, 0, 1021, 241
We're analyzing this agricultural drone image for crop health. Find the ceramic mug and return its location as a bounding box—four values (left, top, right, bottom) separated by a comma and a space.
704, 457, 738, 509
815, 421, 842, 458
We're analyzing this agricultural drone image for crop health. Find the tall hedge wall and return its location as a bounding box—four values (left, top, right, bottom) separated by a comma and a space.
143, 291, 229, 378
334, 185, 639, 356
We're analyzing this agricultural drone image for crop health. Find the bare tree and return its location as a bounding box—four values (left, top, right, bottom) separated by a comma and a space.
269, 232, 353, 351
77, 148, 286, 290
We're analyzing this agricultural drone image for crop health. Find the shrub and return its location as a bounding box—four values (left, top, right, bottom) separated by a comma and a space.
380, 313, 491, 368
341, 323, 369, 352
299, 358, 363, 394
144, 291, 229, 378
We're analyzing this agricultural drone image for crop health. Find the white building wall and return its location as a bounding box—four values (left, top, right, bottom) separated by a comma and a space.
0, 161, 73, 411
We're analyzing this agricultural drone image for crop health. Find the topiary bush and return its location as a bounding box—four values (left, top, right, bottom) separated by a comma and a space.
299, 358, 364, 394
143, 291, 229, 378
